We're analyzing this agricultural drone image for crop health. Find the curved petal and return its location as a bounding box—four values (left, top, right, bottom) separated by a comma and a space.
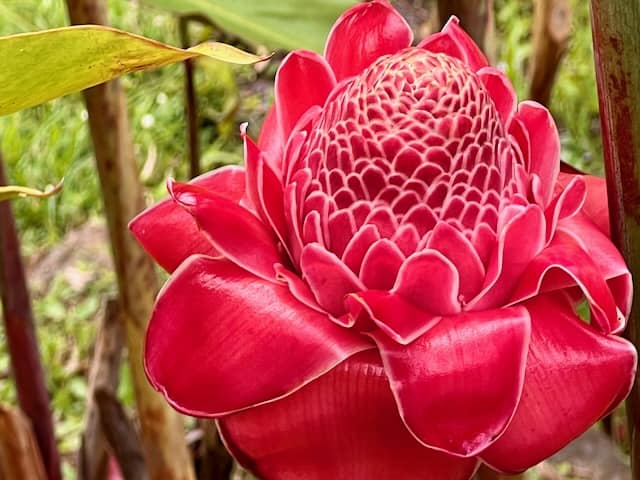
146, 256, 372, 417
544, 175, 586, 242
418, 17, 488, 72
469, 205, 546, 310
324, 0, 413, 81
169, 180, 281, 281
557, 172, 610, 236
360, 239, 405, 290
218, 350, 478, 480
371, 307, 531, 457
300, 243, 365, 317
129, 166, 245, 272
481, 294, 636, 473
558, 213, 632, 319
478, 67, 517, 127
346, 290, 441, 345
257, 105, 284, 171
275, 50, 336, 140
427, 222, 485, 301
516, 101, 560, 206
243, 128, 289, 256
393, 250, 461, 315
509, 230, 620, 334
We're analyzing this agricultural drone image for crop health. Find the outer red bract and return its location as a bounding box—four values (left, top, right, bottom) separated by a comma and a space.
130, 2, 637, 478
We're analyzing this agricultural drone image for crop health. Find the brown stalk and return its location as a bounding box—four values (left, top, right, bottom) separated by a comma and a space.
78, 298, 125, 480
64, 1, 195, 478
528, 0, 572, 105
95, 389, 148, 480
0, 404, 48, 480
437, 0, 496, 62
589, 0, 640, 477
179, 16, 201, 179
0, 154, 61, 480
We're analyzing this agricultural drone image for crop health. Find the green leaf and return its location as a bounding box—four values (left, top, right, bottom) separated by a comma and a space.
0, 179, 63, 201
0, 25, 269, 115
144, 0, 358, 52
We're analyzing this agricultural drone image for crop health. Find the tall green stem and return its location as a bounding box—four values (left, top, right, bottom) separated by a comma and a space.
589, 0, 640, 476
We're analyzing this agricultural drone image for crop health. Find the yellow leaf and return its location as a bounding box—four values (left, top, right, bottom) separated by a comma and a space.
0, 25, 270, 116
0, 179, 64, 201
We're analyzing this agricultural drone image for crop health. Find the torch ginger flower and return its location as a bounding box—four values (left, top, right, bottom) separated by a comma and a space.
131, 1, 636, 478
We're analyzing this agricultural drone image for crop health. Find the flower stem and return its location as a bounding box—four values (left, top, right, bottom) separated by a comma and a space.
589, 0, 640, 477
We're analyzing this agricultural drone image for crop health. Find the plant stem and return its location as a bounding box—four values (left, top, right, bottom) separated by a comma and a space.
528, 0, 572, 105
64, 1, 196, 478
0, 154, 61, 480
437, 0, 495, 61
179, 16, 201, 179
589, 0, 640, 477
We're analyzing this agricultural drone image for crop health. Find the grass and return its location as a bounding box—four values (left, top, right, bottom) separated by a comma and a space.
0, 0, 606, 478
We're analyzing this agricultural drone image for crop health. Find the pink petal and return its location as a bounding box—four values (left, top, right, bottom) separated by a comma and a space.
509, 230, 621, 334
218, 351, 478, 480
469, 205, 546, 310
169, 180, 281, 281
393, 250, 461, 315
481, 294, 636, 473
346, 290, 441, 345
273, 263, 325, 316
243, 128, 289, 254
544, 175, 586, 242
257, 105, 284, 170
372, 307, 531, 457
242, 124, 268, 218
146, 256, 372, 416
516, 101, 560, 206
300, 243, 365, 317
558, 213, 632, 319
557, 172, 610, 236
418, 17, 488, 72
427, 222, 485, 301
360, 239, 405, 290
129, 166, 245, 272
478, 67, 517, 127
324, 0, 413, 81
275, 50, 336, 140
342, 224, 381, 274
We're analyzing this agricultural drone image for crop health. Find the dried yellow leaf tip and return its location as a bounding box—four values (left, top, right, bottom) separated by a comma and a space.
0, 25, 268, 116
187, 42, 272, 65
0, 178, 64, 201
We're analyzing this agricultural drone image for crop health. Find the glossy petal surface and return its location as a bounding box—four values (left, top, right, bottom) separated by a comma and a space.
147, 256, 372, 416
373, 307, 531, 457
275, 50, 335, 139
129, 166, 245, 272
219, 351, 478, 480
482, 295, 636, 473
325, 0, 413, 81
170, 180, 281, 281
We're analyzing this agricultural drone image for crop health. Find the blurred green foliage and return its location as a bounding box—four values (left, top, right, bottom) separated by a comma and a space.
495, 0, 603, 174
0, 0, 605, 477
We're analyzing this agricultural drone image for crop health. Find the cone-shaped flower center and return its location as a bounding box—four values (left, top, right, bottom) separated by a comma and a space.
287, 48, 529, 270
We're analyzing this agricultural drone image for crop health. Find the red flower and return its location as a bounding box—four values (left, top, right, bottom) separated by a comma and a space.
131, 2, 636, 478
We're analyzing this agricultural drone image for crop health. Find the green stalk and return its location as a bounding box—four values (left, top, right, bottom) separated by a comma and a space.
589, 0, 640, 476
